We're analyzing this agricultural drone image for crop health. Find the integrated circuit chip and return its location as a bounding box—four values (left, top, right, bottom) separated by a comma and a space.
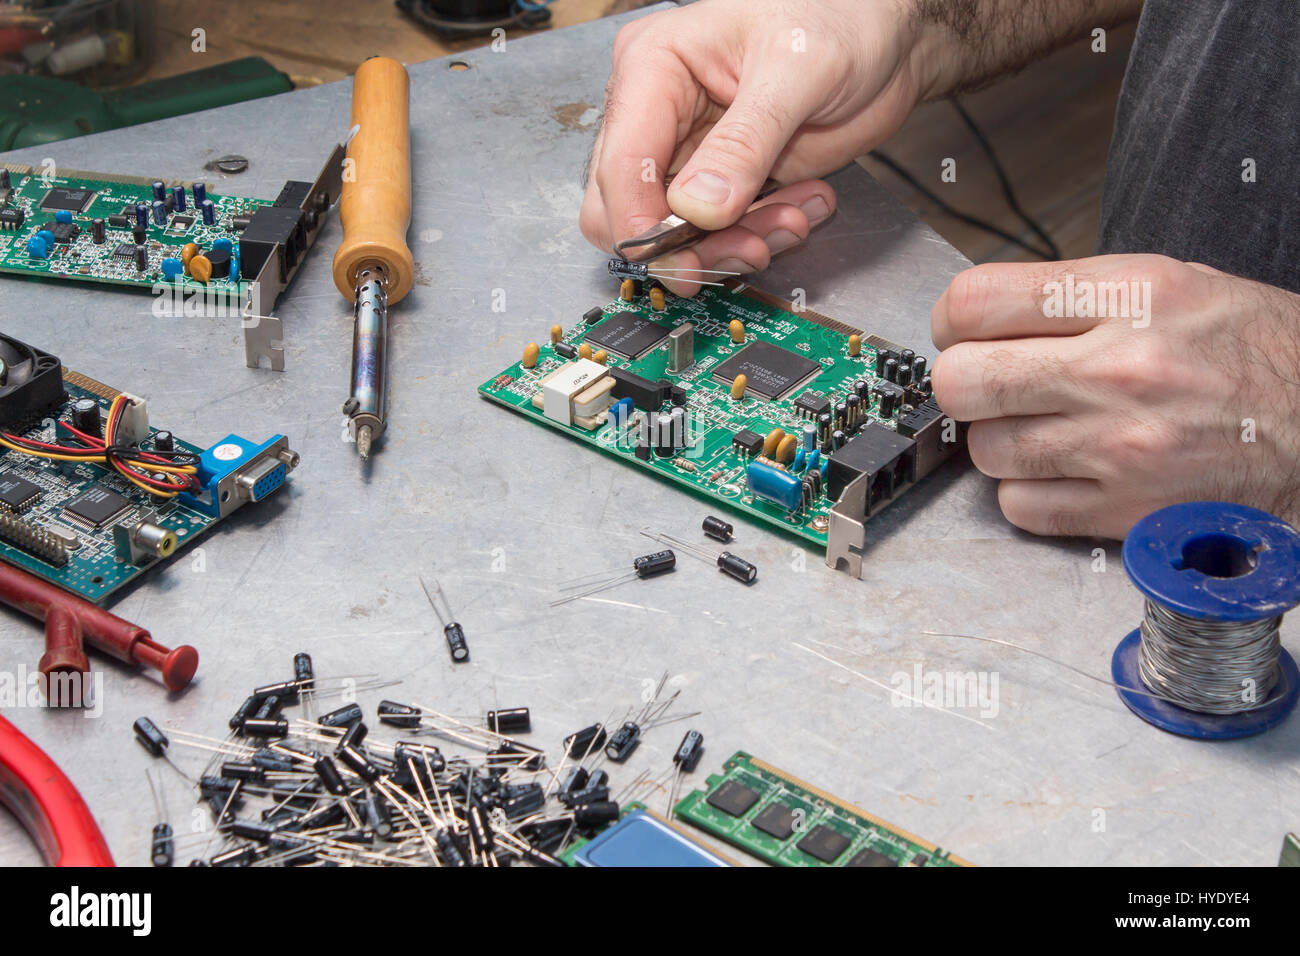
50, 222, 80, 243
848, 846, 898, 867
113, 243, 136, 259
751, 802, 797, 840
0, 476, 42, 512
731, 428, 764, 455
706, 779, 760, 818
712, 340, 821, 401
40, 187, 95, 213
63, 486, 132, 529
796, 824, 852, 863
0, 208, 25, 230
584, 311, 670, 360
794, 390, 832, 419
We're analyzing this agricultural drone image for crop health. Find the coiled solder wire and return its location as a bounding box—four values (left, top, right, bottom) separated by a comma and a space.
1137, 600, 1282, 715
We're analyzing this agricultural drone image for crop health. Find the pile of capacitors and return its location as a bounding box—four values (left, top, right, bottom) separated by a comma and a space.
25, 179, 239, 284
131, 654, 705, 867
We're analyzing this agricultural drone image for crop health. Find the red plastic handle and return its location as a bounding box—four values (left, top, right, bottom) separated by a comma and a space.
0, 715, 114, 866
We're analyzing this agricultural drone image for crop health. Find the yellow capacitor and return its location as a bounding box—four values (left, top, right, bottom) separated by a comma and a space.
180, 242, 200, 269
762, 428, 785, 458
649, 286, 666, 311
849, 334, 862, 356
776, 433, 798, 464
549, 325, 563, 344
620, 279, 635, 301
578, 343, 593, 361
592, 349, 608, 365
189, 254, 212, 284
729, 319, 745, 344
730, 373, 748, 400
522, 343, 540, 368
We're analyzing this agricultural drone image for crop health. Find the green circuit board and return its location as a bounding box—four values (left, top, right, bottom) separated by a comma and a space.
673, 751, 973, 868
480, 282, 939, 548
0, 162, 265, 294
0, 371, 221, 603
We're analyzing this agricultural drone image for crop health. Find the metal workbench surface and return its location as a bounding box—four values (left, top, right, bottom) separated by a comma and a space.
2, 7, 1295, 868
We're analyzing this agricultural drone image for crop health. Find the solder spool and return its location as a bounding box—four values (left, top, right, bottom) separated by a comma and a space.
1112, 502, 1300, 739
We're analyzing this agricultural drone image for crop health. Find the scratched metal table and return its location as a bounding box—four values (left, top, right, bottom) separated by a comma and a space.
2, 7, 1295, 868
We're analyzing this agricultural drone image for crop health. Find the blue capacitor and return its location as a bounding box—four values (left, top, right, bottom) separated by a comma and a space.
161, 257, 183, 281
793, 448, 806, 472
231, 252, 241, 281
152, 180, 166, 202
747, 462, 803, 512
152, 200, 167, 226
54, 210, 73, 224
820, 459, 829, 481
212, 237, 233, 254
201, 199, 215, 226
26, 234, 49, 258
610, 397, 634, 428
135, 202, 149, 229
806, 449, 821, 473
172, 185, 187, 212
192, 182, 207, 205
802, 423, 816, 451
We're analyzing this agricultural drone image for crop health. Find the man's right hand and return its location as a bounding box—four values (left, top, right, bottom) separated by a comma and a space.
580, 0, 930, 294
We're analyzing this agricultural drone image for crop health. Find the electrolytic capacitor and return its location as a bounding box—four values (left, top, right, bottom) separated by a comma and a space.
151, 823, 174, 866
900, 348, 915, 366
240, 717, 288, 738
364, 790, 393, 840
634, 550, 676, 577
854, 379, 870, 403
486, 707, 531, 735
151, 180, 166, 202
72, 398, 101, 436
91, 217, 106, 244
563, 723, 607, 759
883, 357, 899, 383
846, 394, 861, 428
152, 200, 166, 226
702, 515, 734, 543
817, 412, 833, 451
221, 761, 265, 782
293, 652, 314, 687
337, 743, 380, 782
717, 552, 758, 584
253, 679, 301, 702
574, 800, 620, 828
802, 423, 816, 451
919, 375, 932, 395
394, 741, 445, 773
135, 202, 149, 229
152, 430, 174, 452
832, 428, 846, 451
133, 716, 169, 756
558, 766, 589, 794
559, 784, 610, 808
132, 224, 147, 246
314, 754, 347, 795
134, 244, 148, 272
341, 720, 368, 748
192, 182, 207, 205
201, 199, 215, 226
674, 729, 705, 772
230, 695, 259, 731
378, 700, 422, 728
172, 185, 187, 212
444, 622, 469, 663
319, 702, 363, 728
605, 721, 641, 762
253, 695, 282, 720
897, 362, 913, 387
912, 356, 927, 379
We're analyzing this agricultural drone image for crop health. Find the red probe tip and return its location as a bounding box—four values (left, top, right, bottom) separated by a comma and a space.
162, 645, 199, 692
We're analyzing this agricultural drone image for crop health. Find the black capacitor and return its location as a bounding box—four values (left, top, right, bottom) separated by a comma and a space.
717, 552, 758, 584
702, 515, 733, 542
583, 306, 604, 325
883, 357, 899, 383
673, 729, 705, 772
341, 720, 368, 748
817, 412, 833, 450
563, 723, 607, 759
132, 716, 168, 757
71, 398, 101, 436
192, 182, 207, 205
521, 843, 565, 867
900, 348, 915, 366
207, 796, 237, 825
172, 185, 187, 212
200, 198, 215, 225
337, 743, 381, 782
221, 761, 265, 782
854, 379, 871, 403
211, 843, 257, 867
487, 741, 545, 771
834, 401, 847, 430
364, 790, 394, 840
91, 217, 106, 244
206, 246, 231, 278
633, 549, 675, 577
444, 622, 469, 663
558, 766, 589, 794
919, 374, 932, 395
875, 348, 895, 376
802, 477, 815, 508
911, 356, 927, 379
634, 440, 652, 461
134, 202, 149, 229
134, 244, 148, 272
896, 362, 913, 387
299, 801, 345, 829
293, 652, 314, 687
587, 769, 610, 788
574, 800, 620, 828
555, 342, 577, 359
151, 200, 166, 226
559, 785, 610, 809
468, 804, 495, 853
251, 748, 296, 772
436, 829, 467, 867
152, 180, 166, 202
253, 679, 301, 702
240, 717, 288, 738
631, 279, 645, 296
314, 754, 348, 795
395, 741, 445, 772
486, 707, 531, 735
229, 819, 275, 843
319, 702, 363, 728
654, 414, 675, 458
152, 430, 174, 452
846, 394, 861, 428
832, 428, 846, 451
199, 775, 239, 799
605, 721, 641, 762
131, 224, 147, 245
253, 695, 282, 721
502, 783, 546, 820
378, 700, 423, 728
151, 823, 174, 866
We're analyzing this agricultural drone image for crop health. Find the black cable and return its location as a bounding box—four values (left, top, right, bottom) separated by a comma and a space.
867, 97, 1061, 261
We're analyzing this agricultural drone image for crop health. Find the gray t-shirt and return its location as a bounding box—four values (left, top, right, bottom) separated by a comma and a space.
1097, 0, 1299, 295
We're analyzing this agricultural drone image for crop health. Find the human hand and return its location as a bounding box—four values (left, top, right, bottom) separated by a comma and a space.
580, 0, 931, 294
930, 255, 1300, 538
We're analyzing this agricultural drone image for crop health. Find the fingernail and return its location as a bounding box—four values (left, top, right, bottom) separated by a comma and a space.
764, 228, 800, 255
800, 196, 830, 226
712, 257, 754, 275
678, 171, 732, 205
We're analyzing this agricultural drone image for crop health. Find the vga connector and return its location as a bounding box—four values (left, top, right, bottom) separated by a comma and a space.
179, 434, 300, 518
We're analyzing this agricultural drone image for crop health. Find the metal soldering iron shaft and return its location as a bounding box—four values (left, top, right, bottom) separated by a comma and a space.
343, 271, 389, 460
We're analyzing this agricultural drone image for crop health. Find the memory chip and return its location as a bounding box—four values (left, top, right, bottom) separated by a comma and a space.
706, 779, 760, 817
848, 846, 898, 867
63, 486, 132, 529
0, 476, 42, 512
712, 340, 821, 401
584, 311, 670, 360
40, 187, 95, 213
796, 824, 851, 863
751, 802, 797, 840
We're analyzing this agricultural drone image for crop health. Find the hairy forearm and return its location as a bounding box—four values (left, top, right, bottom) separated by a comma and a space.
906, 0, 1144, 98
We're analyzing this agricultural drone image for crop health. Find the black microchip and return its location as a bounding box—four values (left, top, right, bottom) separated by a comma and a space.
63, 486, 132, 529
40, 187, 95, 213
107, 214, 129, 228
712, 340, 821, 401
49, 221, 79, 243
794, 390, 831, 419
732, 428, 764, 455
706, 779, 761, 817
848, 846, 898, 867
113, 243, 136, 259
584, 311, 670, 360
0, 476, 42, 512
751, 802, 798, 840
0, 207, 24, 230
796, 824, 852, 863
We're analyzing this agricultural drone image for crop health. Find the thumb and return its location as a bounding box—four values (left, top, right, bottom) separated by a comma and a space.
667, 73, 810, 231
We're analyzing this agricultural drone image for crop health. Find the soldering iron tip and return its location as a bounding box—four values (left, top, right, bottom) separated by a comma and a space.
356, 425, 372, 460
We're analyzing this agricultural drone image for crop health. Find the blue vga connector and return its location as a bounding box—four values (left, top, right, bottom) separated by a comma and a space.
179, 434, 300, 518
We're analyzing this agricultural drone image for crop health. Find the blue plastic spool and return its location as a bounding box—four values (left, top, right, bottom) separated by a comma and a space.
1113, 502, 1300, 739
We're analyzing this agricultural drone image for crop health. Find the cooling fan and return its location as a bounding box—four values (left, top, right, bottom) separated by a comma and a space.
0, 335, 63, 428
